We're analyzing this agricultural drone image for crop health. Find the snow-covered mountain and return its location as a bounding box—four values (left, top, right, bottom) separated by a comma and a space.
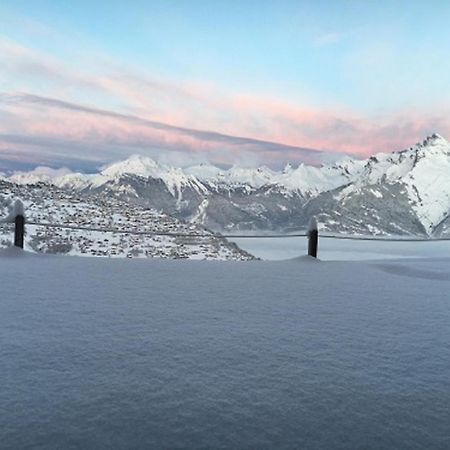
7, 153, 362, 196
5, 133, 450, 236
350, 134, 450, 233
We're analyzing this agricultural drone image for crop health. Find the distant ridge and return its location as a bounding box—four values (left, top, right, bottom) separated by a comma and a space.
4, 134, 450, 236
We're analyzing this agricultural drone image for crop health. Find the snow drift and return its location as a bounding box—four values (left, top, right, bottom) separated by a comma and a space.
1, 254, 449, 448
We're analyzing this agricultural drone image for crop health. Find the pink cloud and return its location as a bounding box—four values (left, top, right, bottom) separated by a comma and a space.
1, 35, 450, 169
2, 91, 450, 171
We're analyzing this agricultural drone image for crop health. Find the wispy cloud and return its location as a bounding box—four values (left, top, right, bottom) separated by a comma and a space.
1, 32, 450, 171
0, 93, 328, 169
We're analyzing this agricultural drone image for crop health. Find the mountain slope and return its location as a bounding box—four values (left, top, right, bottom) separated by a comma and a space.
348, 134, 450, 233
0, 180, 254, 260
6, 133, 450, 236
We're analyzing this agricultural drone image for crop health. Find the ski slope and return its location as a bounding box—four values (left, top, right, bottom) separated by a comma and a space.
1, 248, 449, 449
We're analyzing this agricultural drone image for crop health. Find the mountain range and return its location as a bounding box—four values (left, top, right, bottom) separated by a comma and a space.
4, 133, 450, 237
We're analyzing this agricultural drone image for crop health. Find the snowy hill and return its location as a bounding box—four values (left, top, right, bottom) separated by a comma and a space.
5, 133, 450, 236
0, 180, 254, 260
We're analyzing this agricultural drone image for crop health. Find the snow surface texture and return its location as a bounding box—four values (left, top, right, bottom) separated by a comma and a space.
308, 216, 318, 232
0, 198, 25, 223
1, 252, 450, 449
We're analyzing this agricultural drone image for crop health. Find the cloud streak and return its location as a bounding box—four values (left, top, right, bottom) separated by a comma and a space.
0, 93, 331, 170
4, 93, 322, 153
1, 32, 450, 171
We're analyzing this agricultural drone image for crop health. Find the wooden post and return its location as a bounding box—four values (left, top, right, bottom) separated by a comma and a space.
14, 214, 25, 249
307, 217, 318, 258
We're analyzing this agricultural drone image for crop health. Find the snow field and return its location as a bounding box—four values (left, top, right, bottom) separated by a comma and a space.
1, 250, 449, 449
230, 235, 450, 261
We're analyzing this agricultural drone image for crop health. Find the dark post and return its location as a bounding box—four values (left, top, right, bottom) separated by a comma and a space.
307, 217, 318, 258
14, 214, 25, 249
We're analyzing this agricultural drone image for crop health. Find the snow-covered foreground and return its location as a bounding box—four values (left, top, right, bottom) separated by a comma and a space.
1, 249, 450, 449
231, 236, 450, 261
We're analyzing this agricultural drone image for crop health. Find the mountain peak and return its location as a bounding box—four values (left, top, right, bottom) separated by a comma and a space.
282, 163, 293, 174
101, 155, 160, 178
420, 133, 448, 148
411, 133, 450, 161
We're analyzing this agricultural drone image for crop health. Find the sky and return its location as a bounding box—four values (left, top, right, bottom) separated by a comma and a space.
1, 0, 450, 172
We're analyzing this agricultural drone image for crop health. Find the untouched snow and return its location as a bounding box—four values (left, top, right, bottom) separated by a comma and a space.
187, 164, 277, 189
0, 198, 25, 223
230, 236, 450, 261
273, 161, 362, 194
1, 251, 450, 449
